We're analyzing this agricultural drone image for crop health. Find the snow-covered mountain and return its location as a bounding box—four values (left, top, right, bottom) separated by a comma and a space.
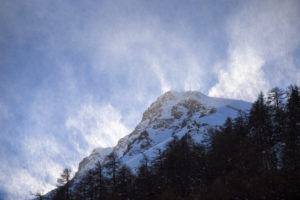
76, 91, 251, 177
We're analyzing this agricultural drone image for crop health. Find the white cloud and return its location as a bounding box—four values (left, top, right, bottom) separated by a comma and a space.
0, 146, 63, 200
0, 167, 57, 200
149, 59, 171, 93
90, 19, 210, 93
209, 47, 267, 100
0, 102, 130, 200
183, 56, 205, 91
209, 0, 300, 101
66, 103, 130, 153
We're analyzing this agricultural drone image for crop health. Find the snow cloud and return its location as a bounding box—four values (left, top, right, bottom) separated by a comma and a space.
66, 103, 130, 152
209, 0, 300, 101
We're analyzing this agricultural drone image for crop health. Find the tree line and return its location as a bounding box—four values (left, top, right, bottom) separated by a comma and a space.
38, 85, 300, 200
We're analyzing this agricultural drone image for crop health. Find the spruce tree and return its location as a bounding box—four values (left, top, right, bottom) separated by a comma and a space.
116, 165, 134, 199
283, 85, 300, 173
104, 152, 120, 193
94, 161, 107, 200
56, 168, 72, 200
136, 154, 152, 200
249, 92, 275, 172
267, 87, 286, 142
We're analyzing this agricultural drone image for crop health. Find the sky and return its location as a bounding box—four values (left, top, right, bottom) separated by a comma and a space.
0, 0, 300, 199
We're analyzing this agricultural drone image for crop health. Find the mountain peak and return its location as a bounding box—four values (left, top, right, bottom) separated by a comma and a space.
76, 91, 251, 176
141, 91, 205, 123
156, 90, 206, 104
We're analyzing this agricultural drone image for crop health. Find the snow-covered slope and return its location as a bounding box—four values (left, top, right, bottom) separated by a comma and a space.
76, 91, 251, 176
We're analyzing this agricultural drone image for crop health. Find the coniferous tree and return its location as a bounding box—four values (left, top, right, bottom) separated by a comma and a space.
283, 85, 300, 173
151, 148, 165, 173
57, 168, 72, 186
55, 168, 72, 200
233, 111, 248, 137
151, 148, 166, 195
104, 152, 120, 193
116, 165, 135, 199
136, 154, 153, 200
223, 117, 233, 134
83, 169, 96, 200
267, 87, 286, 142
32, 192, 44, 200
249, 92, 275, 172
94, 161, 107, 200
73, 178, 87, 200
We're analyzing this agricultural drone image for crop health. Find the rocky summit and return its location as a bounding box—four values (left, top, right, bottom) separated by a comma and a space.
76, 91, 251, 177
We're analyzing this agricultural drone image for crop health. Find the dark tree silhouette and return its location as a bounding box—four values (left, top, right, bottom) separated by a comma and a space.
104, 152, 120, 193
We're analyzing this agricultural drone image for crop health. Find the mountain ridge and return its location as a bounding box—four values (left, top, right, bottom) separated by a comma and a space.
76, 90, 251, 176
